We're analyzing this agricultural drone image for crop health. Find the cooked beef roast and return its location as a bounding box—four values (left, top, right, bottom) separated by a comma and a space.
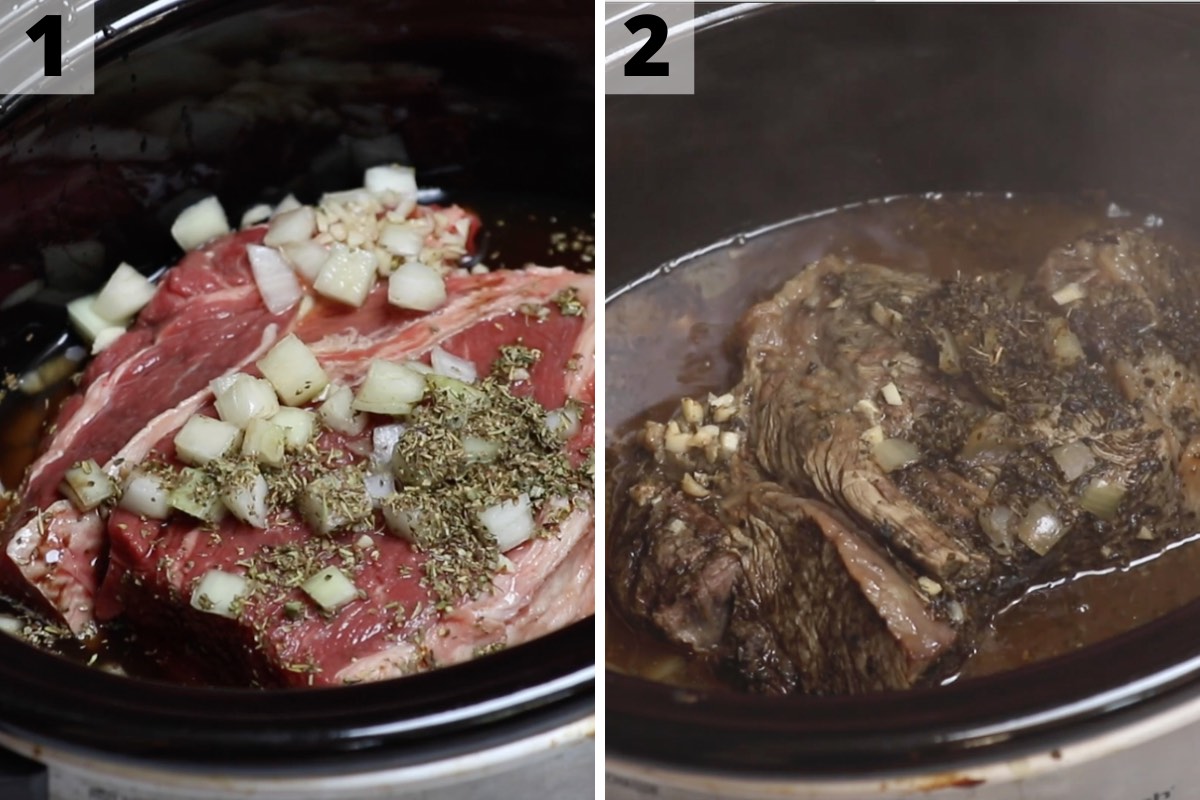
609, 228, 1196, 694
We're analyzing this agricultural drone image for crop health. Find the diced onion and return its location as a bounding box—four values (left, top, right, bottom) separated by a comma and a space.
1080, 478, 1126, 521
379, 222, 424, 257
364, 472, 395, 506
372, 423, 406, 468
298, 469, 372, 535
214, 374, 279, 429
247, 244, 303, 314
281, 240, 330, 282
273, 194, 302, 215
91, 326, 125, 355
872, 438, 921, 472
364, 164, 418, 197
240, 203, 272, 228
1050, 440, 1096, 482
61, 459, 116, 511
190, 569, 248, 619
241, 418, 286, 467
67, 295, 112, 343
935, 328, 962, 375
430, 346, 477, 383
478, 493, 536, 552
353, 360, 426, 415
169, 468, 225, 523
1052, 282, 1087, 306
318, 385, 366, 435
978, 506, 1015, 554
269, 407, 317, 450
382, 499, 423, 544
171, 196, 230, 251
1016, 497, 1065, 556
209, 373, 239, 397
256, 334, 329, 406
93, 263, 156, 323
313, 245, 377, 307
388, 261, 446, 311
880, 382, 903, 406
545, 405, 582, 439
301, 566, 358, 612
220, 469, 268, 528
119, 472, 171, 520
262, 206, 316, 247
174, 416, 241, 465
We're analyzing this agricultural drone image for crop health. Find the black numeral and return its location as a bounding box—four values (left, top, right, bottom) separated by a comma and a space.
624, 14, 669, 77
26, 14, 63, 77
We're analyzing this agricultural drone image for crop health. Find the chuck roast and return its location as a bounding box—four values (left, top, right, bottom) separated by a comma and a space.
610, 230, 1194, 694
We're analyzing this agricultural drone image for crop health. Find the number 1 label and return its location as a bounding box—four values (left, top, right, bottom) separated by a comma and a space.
26, 14, 63, 77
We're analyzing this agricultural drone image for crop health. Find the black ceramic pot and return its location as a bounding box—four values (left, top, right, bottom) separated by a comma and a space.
0, 1, 594, 797
607, 4, 1200, 797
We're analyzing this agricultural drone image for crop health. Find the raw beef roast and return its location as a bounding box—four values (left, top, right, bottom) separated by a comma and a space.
2, 227, 594, 686
610, 229, 1192, 694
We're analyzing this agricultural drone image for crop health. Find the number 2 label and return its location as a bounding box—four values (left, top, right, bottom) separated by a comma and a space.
623, 14, 669, 77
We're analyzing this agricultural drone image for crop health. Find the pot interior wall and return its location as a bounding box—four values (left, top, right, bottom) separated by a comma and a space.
607, 4, 1200, 287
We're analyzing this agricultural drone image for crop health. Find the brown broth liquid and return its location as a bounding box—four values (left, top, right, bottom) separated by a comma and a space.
606, 192, 1200, 688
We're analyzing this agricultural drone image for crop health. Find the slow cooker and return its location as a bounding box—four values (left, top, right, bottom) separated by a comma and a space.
0, 1, 594, 798
606, 4, 1200, 798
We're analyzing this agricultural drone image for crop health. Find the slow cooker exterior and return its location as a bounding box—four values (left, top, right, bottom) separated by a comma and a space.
607, 4, 1200, 797
0, 0, 594, 797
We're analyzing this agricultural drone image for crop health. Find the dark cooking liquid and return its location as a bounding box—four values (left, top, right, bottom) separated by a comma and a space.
0, 192, 592, 684
606, 192, 1200, 688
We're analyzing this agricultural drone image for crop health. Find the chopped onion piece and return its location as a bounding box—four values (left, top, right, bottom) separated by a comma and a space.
301, 566, 358, 612
430, 346, 477, 383
313, 245, 376, 307
1016, 497, 1065, 556
880, 382, 903, 406
364, 472, 395, 506
405, 360, 434, 375
67, 295, 112, 343
171, 196, 230, 251
379, 222, 424, 257
353, 360, 426, 415
247, 244, 303, 314
220, 468, 268, 528
241, 418, 286, 467
281, 240, 330, 282
478, 493, 536, 552
263, 206, 316, 247
256, 334, 329, 406
169, 468, 225, 523
119, 472, 171, 519
979, 506, 1016, 554
273, 194, 301, 215
1050, 440, 1096, 482
91, 326, 125, 355
209, 372, 239, 397
214, 374, 279, 429
1080, 478, 1126, 521
240, 203, 272, 228
270, 407, 317, 450
382, 499, 424, 544
61, 459, 115, 511
190, 570, 248, 619
872, 438, 921, 472
318, 385, 366, 435
388, 261, 446, 311
372, 423, 406, 467
93, 263, 156, 323
1052, 282, 1087, 305
545, 405, 582, 439
299, 469, 372, 535
174, 416, 241, 465
364, 164, 418, 197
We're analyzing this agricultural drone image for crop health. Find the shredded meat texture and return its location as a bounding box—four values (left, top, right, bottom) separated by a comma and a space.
609, 227, 1200, 695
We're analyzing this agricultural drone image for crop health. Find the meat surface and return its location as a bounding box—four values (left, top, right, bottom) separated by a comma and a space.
2, 232, 595, 687
610, 230, 1197, 695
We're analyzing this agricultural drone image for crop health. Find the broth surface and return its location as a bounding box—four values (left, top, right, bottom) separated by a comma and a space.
606, 192, 1200, 687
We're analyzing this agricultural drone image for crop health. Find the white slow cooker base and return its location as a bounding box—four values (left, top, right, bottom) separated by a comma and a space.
608, 691, 1200, 799
0, 716, 593, 800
